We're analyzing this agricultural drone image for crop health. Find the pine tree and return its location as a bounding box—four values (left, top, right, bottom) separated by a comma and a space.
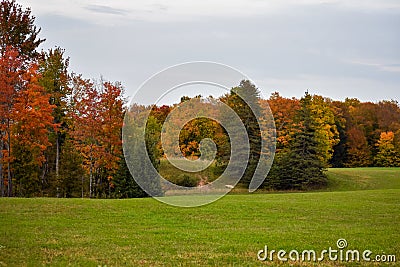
268, 92, 327, 190
122, 109, 163, 197
57, 140, 84, 197
112, 155, 147, 198
38, 47, 70, 195
222, 80, 262, 186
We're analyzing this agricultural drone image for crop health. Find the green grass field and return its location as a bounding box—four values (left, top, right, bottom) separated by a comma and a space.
0, 168, 399, 266
326, 168, 400, 191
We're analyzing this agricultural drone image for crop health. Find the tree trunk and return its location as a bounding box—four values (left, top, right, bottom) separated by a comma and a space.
7, 132, 12, 197
56, 134, 59, 178
81, 175, 84, 198
41, 160, 47, 196
89, 148, 93, 198
0, 137, 3, 197
89, 166, 92, 198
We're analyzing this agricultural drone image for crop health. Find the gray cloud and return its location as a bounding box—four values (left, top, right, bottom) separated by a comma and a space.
85, 5, 128, 16
37, 2, 400, 103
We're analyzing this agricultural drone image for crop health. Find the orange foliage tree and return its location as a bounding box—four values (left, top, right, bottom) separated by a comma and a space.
69, 76, 124, 197
69, 75, 101, 197
265, 92, 300, 151
98, 81, 124, 194
0, 47, 21, 196
11, 63, 56, 195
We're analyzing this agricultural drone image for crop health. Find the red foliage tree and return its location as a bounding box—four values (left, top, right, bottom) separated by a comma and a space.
265, 92, 300, 151
11, 64, 57, 195
69, 76, 124, 197
0, 47, 21, 196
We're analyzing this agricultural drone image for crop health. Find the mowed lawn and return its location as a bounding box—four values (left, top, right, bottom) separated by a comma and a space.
326, 167, 400, 191
0, 168, 399, 266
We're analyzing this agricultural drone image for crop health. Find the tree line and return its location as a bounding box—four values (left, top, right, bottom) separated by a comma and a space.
1, 0, 399, 197
0, 0, 126, 197
151, 84, 400, 191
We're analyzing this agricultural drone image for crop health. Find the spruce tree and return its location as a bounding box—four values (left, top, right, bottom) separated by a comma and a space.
269, 92, 327, 190
121, 111, 163, 197
112, 155, 148, 198
223, 80, 262, 186
38, 47, 70, 195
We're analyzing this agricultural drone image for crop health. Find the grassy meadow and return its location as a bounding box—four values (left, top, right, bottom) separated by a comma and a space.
0, 168, 399, 266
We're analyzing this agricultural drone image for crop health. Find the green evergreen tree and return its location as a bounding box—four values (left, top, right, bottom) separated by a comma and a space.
122, 111, 163, 197
222, 80, 262, 186
330, 101, 348, 167
112, 155, 147, 198
12, 143, 41, 197
38, 47, 70, 195
57, 140, 84, 197
268, 92, 327, 190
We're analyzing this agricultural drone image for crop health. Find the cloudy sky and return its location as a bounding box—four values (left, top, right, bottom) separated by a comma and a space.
21, 0, 400, 104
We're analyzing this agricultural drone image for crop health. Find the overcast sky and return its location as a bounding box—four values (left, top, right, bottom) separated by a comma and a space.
21, 0, 400, 104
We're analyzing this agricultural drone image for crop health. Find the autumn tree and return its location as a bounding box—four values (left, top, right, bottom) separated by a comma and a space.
395, 130, 400, 163
265, 92, 300, 151
341, 98, 374, 167
0, 0, 45, 59
69, 76, 125, 197
69, 75, 100, 197
309, 95, 339, 165
350, 101, 380, 154
344, 126, 372, 167
374, 131, 399, 167
159, 96, 228, 163
97, 81, 125, 196
376, 101, 400, 132
0, 0, 46, 196
178, 117, 224, 159
151, 105, 171, 125
11, 64, 56, 196
0, 48, 21, 196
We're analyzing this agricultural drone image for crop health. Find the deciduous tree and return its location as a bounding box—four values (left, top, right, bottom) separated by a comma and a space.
345, 126, 372, 167
69, 75, 101, 197
309, 95, 339, 165
265, 92, 300, 151
375, 131, 399, 167
0, 0, 45, 59
97, 81, 124, 195
11, 63, 56, 196
0, 47, 21, 196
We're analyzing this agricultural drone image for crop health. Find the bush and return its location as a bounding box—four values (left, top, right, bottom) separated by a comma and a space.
174, 174, 199, 187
